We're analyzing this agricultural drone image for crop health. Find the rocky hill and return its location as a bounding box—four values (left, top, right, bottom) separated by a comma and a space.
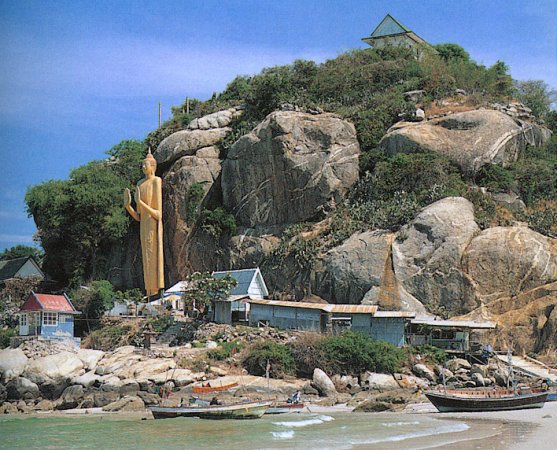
25, 45, 557, 355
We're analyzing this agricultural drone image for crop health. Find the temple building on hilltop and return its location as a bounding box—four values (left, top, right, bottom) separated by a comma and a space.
362, 14, 437, 59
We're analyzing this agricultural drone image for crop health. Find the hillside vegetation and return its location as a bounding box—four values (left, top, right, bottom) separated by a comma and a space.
25, 44, 556, 286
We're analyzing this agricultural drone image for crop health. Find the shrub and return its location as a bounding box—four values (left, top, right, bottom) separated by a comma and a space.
207, 340, 243, 361
243, 341, 295, 378
200, 207, 237, 237
475, 164, 515, 193
316, 332, 404, 375
0, 327, 17, 349
407, 344, 448, 365
148, 315, 174, 333
82, 323, 135, 351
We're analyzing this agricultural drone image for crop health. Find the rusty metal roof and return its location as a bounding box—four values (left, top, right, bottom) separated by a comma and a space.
411, 318, 496, 329
247, 299, 383, 314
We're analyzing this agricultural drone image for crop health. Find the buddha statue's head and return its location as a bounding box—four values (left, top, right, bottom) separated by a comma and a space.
142, 149, 157, 176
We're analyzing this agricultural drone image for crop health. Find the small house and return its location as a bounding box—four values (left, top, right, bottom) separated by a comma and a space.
211, 268, 269, 325
17, 292, 81, 344
247, 299, 415, 347
362, 14, 436, 59
407, 318, 497, 352
0, 256, 44, 288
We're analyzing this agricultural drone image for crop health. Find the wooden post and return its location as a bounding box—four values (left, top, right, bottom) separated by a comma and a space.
158, 102, 162, 129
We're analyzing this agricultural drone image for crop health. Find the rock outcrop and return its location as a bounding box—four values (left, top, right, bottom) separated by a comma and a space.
222, 111, 360, 227
379, 110, 551, 176
0, 348, 28, 382
314, 231, 394, 305
462, 226, 557, 304
393, 197, 480, 315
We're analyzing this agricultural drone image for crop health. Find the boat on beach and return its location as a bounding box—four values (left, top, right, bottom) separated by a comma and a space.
425, 388, 549, 412
265, 402, 305, 414
192, 382, 239, 394
149, 400, 272, 419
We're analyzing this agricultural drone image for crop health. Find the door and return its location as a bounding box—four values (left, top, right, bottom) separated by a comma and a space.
19, 313, 29, 335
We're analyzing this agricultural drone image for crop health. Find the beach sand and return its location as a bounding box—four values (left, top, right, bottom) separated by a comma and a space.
412, 400, 557, 449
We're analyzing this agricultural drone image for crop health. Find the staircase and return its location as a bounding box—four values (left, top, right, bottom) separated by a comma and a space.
494, 354, 557, 383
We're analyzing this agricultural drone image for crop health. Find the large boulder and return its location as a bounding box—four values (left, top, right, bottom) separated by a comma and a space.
102, 395, 145, 412
39, 379, 70, 400
76, 349, 104, 370
312, 368, 337, 397
162, 147, 222, 281
379, 109, 551, 176
314, 231, 394, 304
0, 348, 28, 382
5, 377, 40, 401
155, 128, 230, 168
222, 111, 360, 227
72, 371, 102, 388
111, 358, 176, 380
23, 351, 84, 384
188, 108, 241, 131
56, 385, 85, 410
462, 226, 557, 304
393, 197, 480, 315
360, 372, 400, 391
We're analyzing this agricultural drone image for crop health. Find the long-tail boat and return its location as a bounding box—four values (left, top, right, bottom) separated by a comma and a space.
265, 402, 305, 414
192, 382, 239, 394
425, 388, 548, 412
149, 400, 272, 419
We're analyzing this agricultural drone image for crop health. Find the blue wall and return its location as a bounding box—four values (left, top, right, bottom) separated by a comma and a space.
40, 313, 75, 339
249, 305, 407, 347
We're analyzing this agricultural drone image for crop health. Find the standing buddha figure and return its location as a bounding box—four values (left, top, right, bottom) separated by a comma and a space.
124, 150, 164, 297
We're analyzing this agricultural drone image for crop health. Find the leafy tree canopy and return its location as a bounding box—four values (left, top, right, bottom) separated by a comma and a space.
25, 140, 146, 285
0, 245, 43, 261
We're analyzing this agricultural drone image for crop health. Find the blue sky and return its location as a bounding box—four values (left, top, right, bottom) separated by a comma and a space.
1, 0, 556, 251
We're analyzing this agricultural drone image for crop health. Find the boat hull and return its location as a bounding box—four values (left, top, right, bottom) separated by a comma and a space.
149, 401, 271, 420
265, 403, 305, 414
426, 391, 548, 412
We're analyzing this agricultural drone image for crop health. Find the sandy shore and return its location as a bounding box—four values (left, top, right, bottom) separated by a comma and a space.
414, 400, 557, 449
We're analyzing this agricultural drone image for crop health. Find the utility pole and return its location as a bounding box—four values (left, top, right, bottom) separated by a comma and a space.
158, 102, 162, 129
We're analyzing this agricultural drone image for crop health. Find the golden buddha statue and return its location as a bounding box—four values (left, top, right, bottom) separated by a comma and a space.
124, 150, 164, 297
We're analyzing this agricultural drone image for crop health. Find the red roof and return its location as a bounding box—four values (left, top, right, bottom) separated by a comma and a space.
19, 292, 80, 314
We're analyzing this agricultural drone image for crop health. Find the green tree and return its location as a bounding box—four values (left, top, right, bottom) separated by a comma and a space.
0, 245, 43, 261
515, 80, 557, 120
434, 43, 470, 62
181, 272, 237, 313
70, 280, 117, 331
26, 140, 146, 284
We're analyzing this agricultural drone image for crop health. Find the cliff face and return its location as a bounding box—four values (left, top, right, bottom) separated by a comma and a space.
107, 106, 555, 353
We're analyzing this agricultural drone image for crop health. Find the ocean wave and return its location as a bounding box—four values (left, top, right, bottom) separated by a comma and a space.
271, 430, 295, 440
349, 422, 470, 445
382, 421, 421, 427
273, 414, 335, 428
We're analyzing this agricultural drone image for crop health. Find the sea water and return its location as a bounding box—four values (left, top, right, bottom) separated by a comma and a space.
0, 411, 529, 449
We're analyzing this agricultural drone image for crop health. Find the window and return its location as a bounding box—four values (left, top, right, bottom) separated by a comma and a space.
43, 312, 58, 326
19, 314, 27, 326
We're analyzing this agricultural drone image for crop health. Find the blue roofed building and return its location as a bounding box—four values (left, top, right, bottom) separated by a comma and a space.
211, 268, 269, 324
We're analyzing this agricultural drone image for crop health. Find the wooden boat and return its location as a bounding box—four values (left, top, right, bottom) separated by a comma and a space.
192, 382, 239, 394
265, 402, 305, 414
425, 388, 549, 412
149, 400, 272, 419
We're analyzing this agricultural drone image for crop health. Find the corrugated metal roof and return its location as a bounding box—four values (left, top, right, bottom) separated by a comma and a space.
411, 318, 496, 329
212, 268, 269, 297
20, 292, 80, 314
247, 299, 381, 314
374, 311, 416, 318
